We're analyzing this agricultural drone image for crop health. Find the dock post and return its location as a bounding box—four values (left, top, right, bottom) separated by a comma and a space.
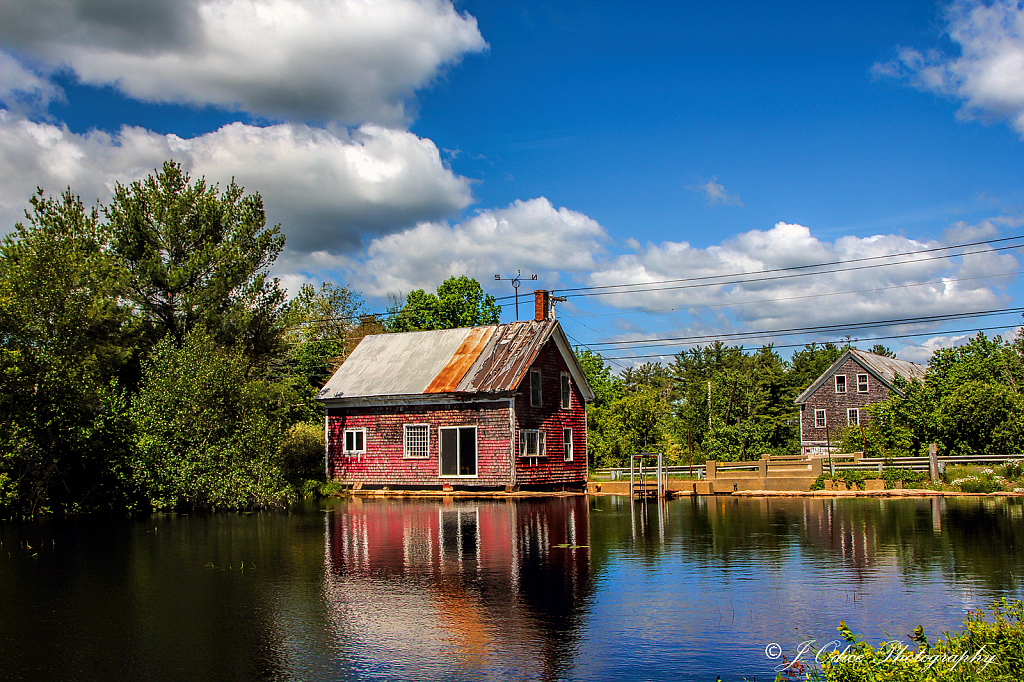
630, 456, 635, 499
929, 443, 939, 481
657, 452, 663, 499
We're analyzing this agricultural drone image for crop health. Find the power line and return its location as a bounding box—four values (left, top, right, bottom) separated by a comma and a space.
559, 270, 1024, 317
493, 232, 1024, 301
571, 307, 1024, 350
602, 323, 1022, 361
560, 242, 1024, 300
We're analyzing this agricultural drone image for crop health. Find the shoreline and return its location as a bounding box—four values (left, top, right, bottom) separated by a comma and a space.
336, 488, 1024, 499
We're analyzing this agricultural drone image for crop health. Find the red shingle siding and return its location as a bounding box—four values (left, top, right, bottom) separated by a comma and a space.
513, 340, 588, 486
327, 401, 513, 487
800, 358, 891, 445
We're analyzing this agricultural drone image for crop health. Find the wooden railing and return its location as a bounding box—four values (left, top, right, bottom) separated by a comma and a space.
591, 454, 1024, 480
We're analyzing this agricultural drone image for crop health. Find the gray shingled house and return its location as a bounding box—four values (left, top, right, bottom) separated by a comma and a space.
794, 348, 927, 454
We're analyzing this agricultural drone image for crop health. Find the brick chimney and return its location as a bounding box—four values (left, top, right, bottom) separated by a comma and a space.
534, 290, 550, 321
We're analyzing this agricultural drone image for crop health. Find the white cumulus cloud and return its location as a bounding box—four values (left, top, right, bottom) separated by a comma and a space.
0, 114, 474, 252
584, 221, 1017, 337
327, 197, 610, 298
874, 0, 1024, 136
0, 0, 487, 125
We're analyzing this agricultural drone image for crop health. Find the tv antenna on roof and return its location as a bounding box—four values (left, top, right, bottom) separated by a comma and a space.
495, 270, 537, 320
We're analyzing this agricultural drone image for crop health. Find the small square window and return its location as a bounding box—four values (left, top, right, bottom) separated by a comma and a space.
857, 374, 869, 393
404, 424, 429, 459
343, 428, 365, 455
530, 369, 542, 407
834, 375, 846, 394
847, 409, 859, 426
560, 373, 571, 409
519, 429, 546, 457
563, 428, 573, 462
815, 410, 826, 429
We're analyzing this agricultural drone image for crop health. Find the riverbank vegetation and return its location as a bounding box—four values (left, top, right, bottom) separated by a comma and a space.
814, 598, 1024, 681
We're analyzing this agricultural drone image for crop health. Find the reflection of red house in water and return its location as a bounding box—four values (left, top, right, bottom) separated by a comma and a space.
324, 498, 591, 679
316, 291, 594, 490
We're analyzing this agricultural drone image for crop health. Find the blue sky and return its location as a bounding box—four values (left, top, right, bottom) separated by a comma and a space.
2, 0, 1024, 365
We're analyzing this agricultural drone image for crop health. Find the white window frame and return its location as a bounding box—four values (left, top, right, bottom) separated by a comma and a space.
814, 410, 827, 429
403, 423, 430, 459
343, 428, 366, 455
857, 374, 870, 393
834, 375, 847, 394
439, 425, 478, 478
560, 372, 572, 409
530, 369, 542, 407
563, 427, 573, 462
847, 408, 859, 426
519, 429, 547, 457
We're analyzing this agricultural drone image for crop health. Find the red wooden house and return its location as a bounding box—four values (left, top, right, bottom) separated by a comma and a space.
316, 291, 595, 490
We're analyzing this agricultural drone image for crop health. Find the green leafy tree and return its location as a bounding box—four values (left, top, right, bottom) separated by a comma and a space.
131, 330, 289, 510
574, 349, 624, 467
277, 282, 384, 424
386, 275, 500, 331
0, 189, 136, 516
106, 161, 287, 365
939, 380, 1021, 457
606, 389, 666, 457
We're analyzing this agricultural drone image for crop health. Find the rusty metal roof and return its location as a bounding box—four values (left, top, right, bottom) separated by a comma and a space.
794, 348, 927, 404
316, 319, 595, 403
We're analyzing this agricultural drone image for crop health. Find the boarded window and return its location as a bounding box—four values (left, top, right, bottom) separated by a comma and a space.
563, 428, 573, 462
404, 424, 429, 459
857, 374, 869, 392
343, 428, 365, 454
530, 369, 542, 407
815, 410, 826, 428
835, 375, 846, 394
560, 372, 571, 409
847, 408, 859, 426
440, 426, 477, 477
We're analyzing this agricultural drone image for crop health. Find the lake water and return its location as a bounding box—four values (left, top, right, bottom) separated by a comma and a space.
1, 495, 1021, 681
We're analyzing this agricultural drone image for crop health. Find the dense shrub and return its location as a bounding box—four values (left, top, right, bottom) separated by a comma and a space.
821, 599, 1024, 681
279, 421, 326, 482
131, 331, 290, 510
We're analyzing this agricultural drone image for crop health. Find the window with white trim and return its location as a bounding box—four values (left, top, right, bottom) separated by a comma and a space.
519, 429, 546, 457
343, 428, 365, 455
834, 375, 846, 394
530, 369, 542, 407
814, 410, 826, 429
857, 374, 869, 393
404, 424, 429, 459
847, 408, 859, 426
439, 426, 477, 477
563, 428, 573, 462
560, 372, 571, 409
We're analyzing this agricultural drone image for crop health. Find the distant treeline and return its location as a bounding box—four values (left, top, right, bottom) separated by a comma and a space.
578, 331, 1024, 468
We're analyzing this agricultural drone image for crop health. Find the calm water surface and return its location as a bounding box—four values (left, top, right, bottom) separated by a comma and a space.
0, 495, 1021, 681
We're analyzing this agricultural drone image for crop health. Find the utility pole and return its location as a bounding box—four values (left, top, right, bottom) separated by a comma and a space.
494, 270, 537, 320
707, 381, 712, 429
